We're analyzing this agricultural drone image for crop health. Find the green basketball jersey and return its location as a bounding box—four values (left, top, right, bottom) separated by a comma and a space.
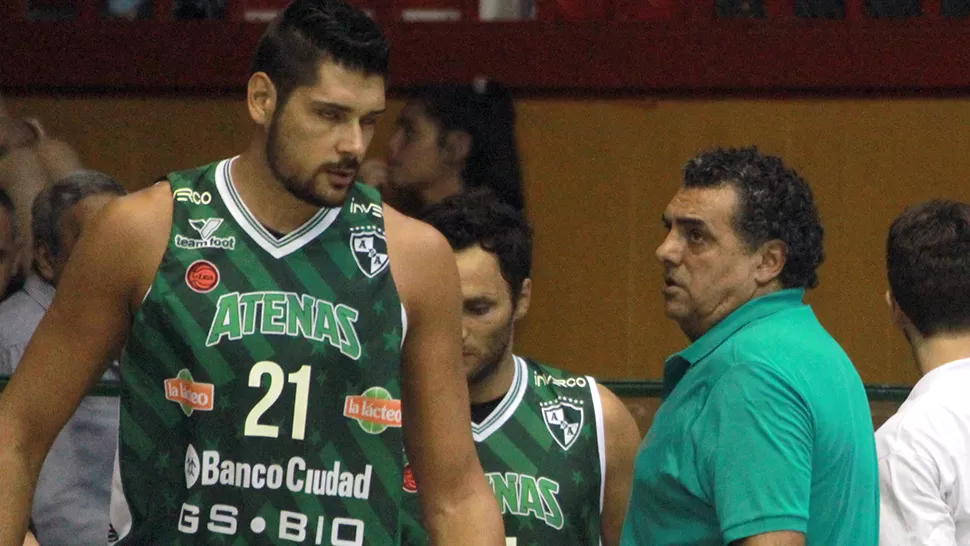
109, 157, 405, 545
400, 356, 605, 546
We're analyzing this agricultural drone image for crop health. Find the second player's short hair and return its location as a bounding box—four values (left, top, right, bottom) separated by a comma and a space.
32, 170, 126, 257
250, 0, 390, 108
683, 146, 825, 289
887, 199, 970, 336
422, 188, 532, 301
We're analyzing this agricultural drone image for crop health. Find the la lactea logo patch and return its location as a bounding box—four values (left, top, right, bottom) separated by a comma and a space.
349, 226, 389, 278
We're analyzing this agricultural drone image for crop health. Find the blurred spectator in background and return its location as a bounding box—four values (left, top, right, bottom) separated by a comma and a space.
0, 190, 23, 301
0, 171, 127, 546
360, 78, 525, 217
0, 110, 86, 279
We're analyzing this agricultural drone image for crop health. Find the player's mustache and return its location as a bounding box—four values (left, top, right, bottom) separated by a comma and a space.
324, 157, 361, 172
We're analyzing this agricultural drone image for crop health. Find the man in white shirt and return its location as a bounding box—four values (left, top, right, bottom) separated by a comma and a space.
877, 199, 970, 545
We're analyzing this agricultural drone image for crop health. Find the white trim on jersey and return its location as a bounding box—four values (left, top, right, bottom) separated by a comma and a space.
471, 356, 529, 442
587, 374, 607, 542
215, 157, 342, 259
108, 447, 132, 543
400, 303, 408, 350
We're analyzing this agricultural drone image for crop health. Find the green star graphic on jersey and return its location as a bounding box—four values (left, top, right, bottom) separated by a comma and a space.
383, 329, 402, 351
400, 358, 603, 546
115, 163, 405, 543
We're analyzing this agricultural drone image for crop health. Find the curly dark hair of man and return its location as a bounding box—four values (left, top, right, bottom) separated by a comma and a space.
683, 146, 825, 289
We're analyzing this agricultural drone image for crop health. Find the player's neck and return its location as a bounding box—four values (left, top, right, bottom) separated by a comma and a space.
468, 351, 517, 405
233, 147, 321, 234
421, 174, 464, 209
912, 332, 970, 375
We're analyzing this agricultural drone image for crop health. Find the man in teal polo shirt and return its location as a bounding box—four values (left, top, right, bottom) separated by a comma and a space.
621, 147, 878, 545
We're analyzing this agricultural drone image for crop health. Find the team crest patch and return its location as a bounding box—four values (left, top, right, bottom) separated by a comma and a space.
349, 227, 389, 278
541, 397, 585, 451
185, 260, 219, 293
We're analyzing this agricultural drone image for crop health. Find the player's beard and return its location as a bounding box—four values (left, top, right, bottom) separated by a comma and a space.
467, 317, 514, 386
266, 112, 359, 209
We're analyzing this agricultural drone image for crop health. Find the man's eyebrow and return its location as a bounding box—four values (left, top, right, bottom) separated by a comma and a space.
308, 100, 386, 117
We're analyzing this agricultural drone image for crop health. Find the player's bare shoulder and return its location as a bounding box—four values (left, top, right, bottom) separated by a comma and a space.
383, 204, 457, 306
595, 383, 640, 439
82, 181, 174, 310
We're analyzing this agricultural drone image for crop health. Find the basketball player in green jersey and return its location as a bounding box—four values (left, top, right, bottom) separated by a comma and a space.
401, 189, 641, 546
0, 1, 505, 545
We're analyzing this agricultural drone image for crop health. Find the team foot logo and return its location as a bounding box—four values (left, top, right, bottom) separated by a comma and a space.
349, 227, 389, 278
541, 397, 585, 451
164, 369, 215, 416
343, 386, 402, 434
175, 217, 236, 251
185, 260, 219, 293
402, 463, 417, 493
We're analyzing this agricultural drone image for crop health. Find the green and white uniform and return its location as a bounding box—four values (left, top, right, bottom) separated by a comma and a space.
401, 356, 606, 546
109, 157, 407, 545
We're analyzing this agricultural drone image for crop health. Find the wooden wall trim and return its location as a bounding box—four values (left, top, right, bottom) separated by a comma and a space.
3, 20, 970, 94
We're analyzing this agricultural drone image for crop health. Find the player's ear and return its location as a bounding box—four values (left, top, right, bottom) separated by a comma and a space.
513, 278, 532, 322
248, 72, 278, 128
33, 243, 55, 284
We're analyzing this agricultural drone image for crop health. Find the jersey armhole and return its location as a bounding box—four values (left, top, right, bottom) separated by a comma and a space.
587, 376, 607, 519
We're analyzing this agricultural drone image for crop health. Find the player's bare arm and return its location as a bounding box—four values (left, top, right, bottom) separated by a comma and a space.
385, 206, 505, 546
597, 383, 640, 546
0, 182, 172, 545
733, 531, 806, 545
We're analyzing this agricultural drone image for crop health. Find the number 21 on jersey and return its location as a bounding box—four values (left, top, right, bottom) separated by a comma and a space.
245, 361, 311, 440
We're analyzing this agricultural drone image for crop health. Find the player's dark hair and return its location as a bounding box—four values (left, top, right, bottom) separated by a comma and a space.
683, 146, 825, 289
32, 170, 126, 258
887, 200, 970, 336
410, 79, 525, 212
250, 0, 390, 108
0, 188, 15, 241
422, 188, 532, 302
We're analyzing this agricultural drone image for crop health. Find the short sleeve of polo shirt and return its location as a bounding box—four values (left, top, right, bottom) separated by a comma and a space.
693, 361, 813, 543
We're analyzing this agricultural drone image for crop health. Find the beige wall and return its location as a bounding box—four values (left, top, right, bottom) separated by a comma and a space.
8, 94, 970, 385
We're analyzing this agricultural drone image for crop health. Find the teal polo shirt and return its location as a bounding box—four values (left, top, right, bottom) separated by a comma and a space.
621, 289, 878, 545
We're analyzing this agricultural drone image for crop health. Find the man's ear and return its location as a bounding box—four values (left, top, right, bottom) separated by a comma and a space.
247, 72, 279, 128
513, 278, 532, 322
754, 239, 787, 286
886, 289, 911, 332
33, 244, 55, 284
442, 129, 472, 167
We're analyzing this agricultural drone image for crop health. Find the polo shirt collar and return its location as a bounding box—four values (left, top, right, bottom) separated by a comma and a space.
662, 288, 807, 396
23, 274, 55, 311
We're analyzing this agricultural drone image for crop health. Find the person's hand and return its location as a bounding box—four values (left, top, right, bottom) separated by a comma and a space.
23, 530, 41, 546
358, 158, 389, 191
